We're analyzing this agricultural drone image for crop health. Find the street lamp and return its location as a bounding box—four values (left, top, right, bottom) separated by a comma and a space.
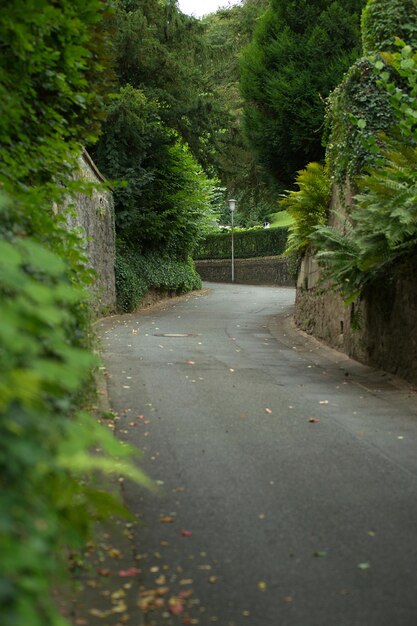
228, 198, 236, 283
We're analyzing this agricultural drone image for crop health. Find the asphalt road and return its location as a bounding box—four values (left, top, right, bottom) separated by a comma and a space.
99, 283, 417, 626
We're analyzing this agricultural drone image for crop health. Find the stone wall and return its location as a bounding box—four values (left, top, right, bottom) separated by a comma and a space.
64, 150, 116, 314
295, 245, 417, 385
195, 256, 294, 287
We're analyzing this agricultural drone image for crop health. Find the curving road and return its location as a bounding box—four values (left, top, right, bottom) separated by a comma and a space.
99, 283, 417, 626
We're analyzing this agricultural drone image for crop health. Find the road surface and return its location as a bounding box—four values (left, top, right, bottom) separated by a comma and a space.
99, 283, 417, 626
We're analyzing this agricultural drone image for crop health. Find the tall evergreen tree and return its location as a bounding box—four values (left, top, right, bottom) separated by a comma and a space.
240, 0, 365, 189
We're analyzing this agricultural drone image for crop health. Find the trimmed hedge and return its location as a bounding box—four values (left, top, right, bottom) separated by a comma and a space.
194, 227, 288, 260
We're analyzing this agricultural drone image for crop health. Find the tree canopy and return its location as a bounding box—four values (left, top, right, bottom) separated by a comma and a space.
240, 0, 365, 189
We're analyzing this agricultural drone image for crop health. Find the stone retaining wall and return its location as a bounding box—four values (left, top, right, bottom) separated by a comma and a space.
295, 252, 417, 385
64, 150, 116, 314
195, 256, 294, 287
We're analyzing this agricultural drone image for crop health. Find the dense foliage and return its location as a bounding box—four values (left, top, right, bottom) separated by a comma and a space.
280, 163, 331, 253
94, 85, 214, 258
116, 248, 202, 312
0, 3, 149, 625
314, 39, 417, 300
325, 0, 417, 184
240, 0, 365, 189
195, 227, 288, 260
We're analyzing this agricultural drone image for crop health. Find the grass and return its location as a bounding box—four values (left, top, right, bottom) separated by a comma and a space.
268, 210, 295, 228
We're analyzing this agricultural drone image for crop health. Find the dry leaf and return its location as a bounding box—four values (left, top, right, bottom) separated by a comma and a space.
169, 597, 184, 615
97, 568, 111, 577
308, 418, 320, 423
108, 548, 121, 558
118, 567, 140, 577
265, 408, 272, 414
181, 529, 192, 537
160, 516, 175, 523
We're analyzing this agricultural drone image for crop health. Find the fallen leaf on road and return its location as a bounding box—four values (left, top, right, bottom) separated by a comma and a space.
178, 589, 193, 599
118, 567, 140, 577
179, 579, 193, 586
169, 597, 184, 615
181, 530, 192, 537
111, 590, 126, 601
258, 581, 267, 591
111, 601, 128, 613
186, 360, 195, 365
208, 576, 217, 584
89, 609, 112, 618
97, 568, 111, 577
313, 551, 327, 558
108, 548, 121, 558
308, 418, 320, 423
265, 408, 272, 414
358, 562, 371, 570
160, 516, 175, 523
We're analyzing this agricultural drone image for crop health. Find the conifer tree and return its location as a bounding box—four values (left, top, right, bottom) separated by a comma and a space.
240, 0, 365, 189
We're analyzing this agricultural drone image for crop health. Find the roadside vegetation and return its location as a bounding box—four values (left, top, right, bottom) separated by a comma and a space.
2, 0, 416, 623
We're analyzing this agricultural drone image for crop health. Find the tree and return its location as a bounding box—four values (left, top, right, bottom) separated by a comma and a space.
94, 85, 214, 258
240, 0, 365, 189
113, 0, 217, 168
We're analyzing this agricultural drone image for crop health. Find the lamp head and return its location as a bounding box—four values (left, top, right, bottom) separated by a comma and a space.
228, 198, 236, 212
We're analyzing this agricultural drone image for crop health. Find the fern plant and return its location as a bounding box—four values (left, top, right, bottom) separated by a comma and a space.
280, 162, 331, 253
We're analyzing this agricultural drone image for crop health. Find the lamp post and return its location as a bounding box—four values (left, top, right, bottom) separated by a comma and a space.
228, 198, 236, 283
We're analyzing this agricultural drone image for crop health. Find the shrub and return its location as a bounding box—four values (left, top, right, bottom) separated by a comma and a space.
194, 227, 288, 260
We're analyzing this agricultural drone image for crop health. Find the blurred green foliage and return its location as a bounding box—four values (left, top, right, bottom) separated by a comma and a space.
0, 2, 150, 625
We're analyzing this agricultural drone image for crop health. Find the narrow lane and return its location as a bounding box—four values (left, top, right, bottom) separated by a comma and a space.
99, 284, 417, 626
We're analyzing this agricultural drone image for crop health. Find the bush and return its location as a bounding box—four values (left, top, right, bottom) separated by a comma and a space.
194, 227, 288, 260
116, 247, 202, 313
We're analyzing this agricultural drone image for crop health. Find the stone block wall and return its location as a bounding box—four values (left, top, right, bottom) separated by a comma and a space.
64, 150, 116, 314
295, 248, 417, 385
195, 256, 294, 287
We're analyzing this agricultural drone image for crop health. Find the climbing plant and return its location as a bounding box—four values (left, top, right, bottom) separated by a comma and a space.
314, 42, 417, 301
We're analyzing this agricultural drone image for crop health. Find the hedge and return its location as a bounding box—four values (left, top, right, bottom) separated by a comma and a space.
194, 227, 288, 260
116, 247, 202, 312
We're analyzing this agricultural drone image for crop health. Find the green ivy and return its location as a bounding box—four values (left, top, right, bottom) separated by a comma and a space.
313, 43, 417, 301
362, 0, 417, 54
324, 58, 393, 184
324, 0, 417, 186
115, 246, 202, 313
